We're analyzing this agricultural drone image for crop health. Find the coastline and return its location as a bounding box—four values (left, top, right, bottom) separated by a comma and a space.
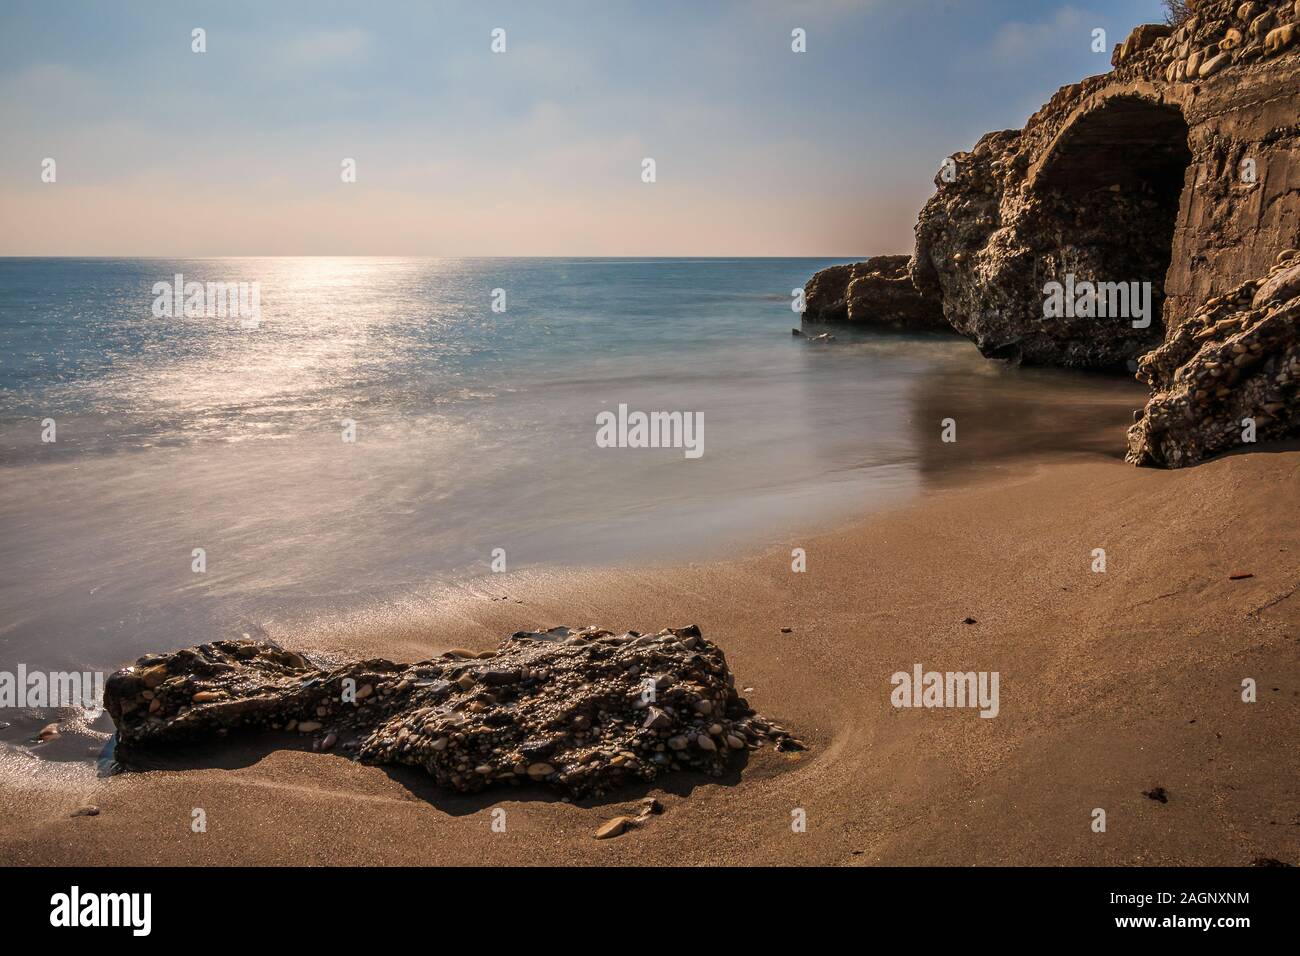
3, 442, 1296, 866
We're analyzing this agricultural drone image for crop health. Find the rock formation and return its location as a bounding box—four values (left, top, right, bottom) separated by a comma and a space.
806, 0, 1300, 466
912, 117, 1184, 367
802, 255, 949, 331
104, 625, 803, 798
1127, 249, 1299, 465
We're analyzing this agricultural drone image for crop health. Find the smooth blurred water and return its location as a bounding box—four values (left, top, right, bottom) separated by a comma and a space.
0, 257, 1145, 691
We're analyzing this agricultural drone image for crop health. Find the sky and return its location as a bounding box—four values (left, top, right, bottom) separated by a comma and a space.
0, 0, 1169, 257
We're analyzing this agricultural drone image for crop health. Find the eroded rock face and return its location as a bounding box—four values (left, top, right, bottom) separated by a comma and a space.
799, 0, 1300, 464
913, 116, 1185, 367
912, 0, 1300, 372
1127, 250, 1300, 466
802, 255, 949, 331
105, 625, 802, 798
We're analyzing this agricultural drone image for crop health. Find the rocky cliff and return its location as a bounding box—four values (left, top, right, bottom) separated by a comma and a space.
1127, 249, 1299, 465
807, 0, 1300, 466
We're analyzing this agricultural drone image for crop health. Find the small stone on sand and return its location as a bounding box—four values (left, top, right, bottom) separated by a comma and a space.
594, 816, 632, 839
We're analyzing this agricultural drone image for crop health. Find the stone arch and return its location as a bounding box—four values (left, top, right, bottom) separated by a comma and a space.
1026, 92, 1193, 345
1031, 94, 1191, 201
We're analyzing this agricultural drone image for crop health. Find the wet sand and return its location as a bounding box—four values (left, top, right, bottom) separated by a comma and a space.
1, 442, 1297, 866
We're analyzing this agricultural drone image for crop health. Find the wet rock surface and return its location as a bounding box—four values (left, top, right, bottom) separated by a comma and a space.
802, 255, 949, 331
104, 625, 803, 798
1127, 251, 1300, 466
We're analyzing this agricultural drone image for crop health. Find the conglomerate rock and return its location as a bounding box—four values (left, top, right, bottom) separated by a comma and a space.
802, 255, 949, 331
809, 0, 1300, 464
911, 0, 1299, 371
104, 625, 803, 798
1127, 250, 1300, 466
911, 122, 1182, 367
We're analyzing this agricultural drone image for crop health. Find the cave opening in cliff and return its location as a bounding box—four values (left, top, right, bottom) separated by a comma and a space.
1032, 97, 1192, 340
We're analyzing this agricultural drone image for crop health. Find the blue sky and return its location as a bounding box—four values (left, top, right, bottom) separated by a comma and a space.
0, 0, 1168, 255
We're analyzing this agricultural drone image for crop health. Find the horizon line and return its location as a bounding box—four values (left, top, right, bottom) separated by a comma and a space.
0, 254, 875, 261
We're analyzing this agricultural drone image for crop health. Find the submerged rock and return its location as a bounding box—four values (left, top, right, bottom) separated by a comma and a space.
104, 625, 801, 798
802, 255, 949, 331
1127, 252, 1300, 467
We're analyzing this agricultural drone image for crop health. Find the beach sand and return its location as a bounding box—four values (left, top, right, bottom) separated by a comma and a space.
2, 443, 1297, 866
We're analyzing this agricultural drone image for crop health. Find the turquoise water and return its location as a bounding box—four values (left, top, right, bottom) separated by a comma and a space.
0, 258, 1142, 691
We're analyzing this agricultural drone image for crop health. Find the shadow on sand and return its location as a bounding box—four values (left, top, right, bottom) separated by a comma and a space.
108, 732, 751, 815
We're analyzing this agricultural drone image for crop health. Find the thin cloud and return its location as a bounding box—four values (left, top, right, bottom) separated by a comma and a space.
282, 28, 372, 67
990, 6, 1092, 60
748, 0, 883, 21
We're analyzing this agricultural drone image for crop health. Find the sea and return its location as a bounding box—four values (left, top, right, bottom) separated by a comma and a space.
0, 257, 1145, 763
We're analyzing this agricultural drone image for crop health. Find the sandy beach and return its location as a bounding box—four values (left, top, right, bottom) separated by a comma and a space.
3, 439, 1296, 867
6, 6, 1300, 936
